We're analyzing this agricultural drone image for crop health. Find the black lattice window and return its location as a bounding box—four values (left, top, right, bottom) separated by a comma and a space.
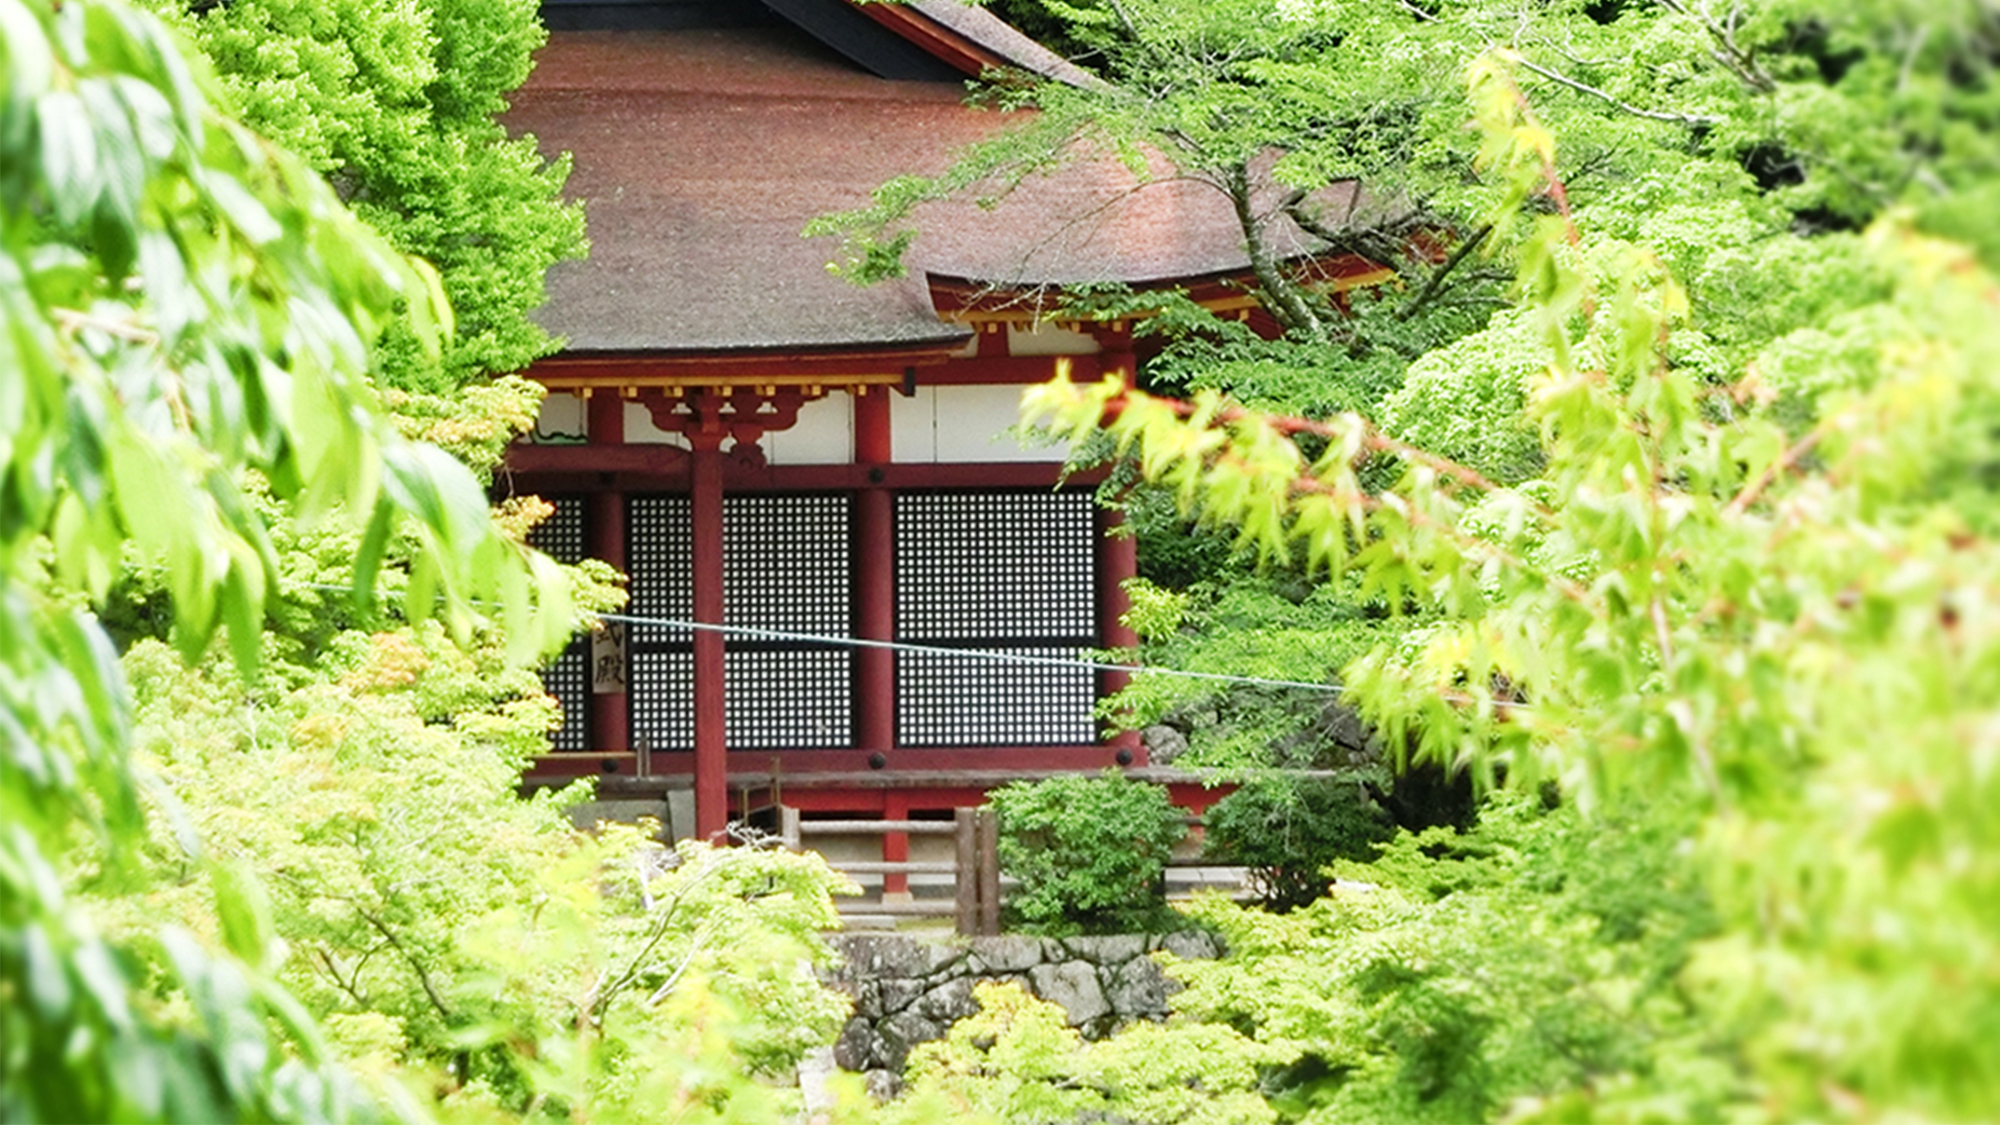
529, 495, 590, 752
895, 491, 1097, 746
724, 650, 851, 747
628, 496, 693, 751
629, 649, 693, 751
723, 496, 853, 748
626, 494, 854, 751
627, 496, 692, 648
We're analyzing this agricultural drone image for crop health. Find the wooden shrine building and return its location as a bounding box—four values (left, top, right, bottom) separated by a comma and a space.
503, 0, 1389, 844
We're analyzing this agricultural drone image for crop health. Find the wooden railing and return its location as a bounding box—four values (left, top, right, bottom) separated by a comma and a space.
780, 807, 1001, 936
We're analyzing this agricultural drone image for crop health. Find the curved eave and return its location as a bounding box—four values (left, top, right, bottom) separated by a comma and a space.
525, 336, 973, 394
924, 252, 1398, 322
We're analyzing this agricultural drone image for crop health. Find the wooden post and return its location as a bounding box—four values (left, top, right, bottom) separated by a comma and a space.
881, 793, 910, 898
586, 396, 629, 756
1096, 504, 1142, 760
690, 434, 727, 842
954, 808, 978, 937
854, 390, 896, 756
587, 491, 629, 756
975, 808, 1000, 936
1090, 327, 1139, 765
780, 805, 801, 852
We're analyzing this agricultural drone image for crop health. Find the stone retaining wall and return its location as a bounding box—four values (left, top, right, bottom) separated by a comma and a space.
822, 931, 1223, 1083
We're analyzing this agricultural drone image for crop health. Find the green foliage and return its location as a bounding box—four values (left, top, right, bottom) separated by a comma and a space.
835, 0, 2000, 471
1377, 307, 1550, 486
988, 771, 1187, 934
1108, 577, 1389, 771
1163, 797, 1726, 1124
107, 631, 861, 1120
890, 797, 1716, 1124
1026, 45, 2000, 1119
152, 0, 587, 392
883, 981, 1286, 1125
815, 0, 1521, 352
1202, 777, 1393, 912
0, 0, 571, 1117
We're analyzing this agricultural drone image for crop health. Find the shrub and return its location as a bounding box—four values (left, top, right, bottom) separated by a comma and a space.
1203, 777, 1394, 911
989, 771, 1187, 933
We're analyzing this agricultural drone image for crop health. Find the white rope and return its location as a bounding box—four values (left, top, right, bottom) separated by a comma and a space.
591, 610, 1345, 694
299, 582, 1344, 694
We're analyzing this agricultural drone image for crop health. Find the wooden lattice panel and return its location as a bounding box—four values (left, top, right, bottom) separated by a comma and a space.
528, 495, 590, 752
626, 495, 693, 646
626, 494, 854, 751
894, 490, 1096, 746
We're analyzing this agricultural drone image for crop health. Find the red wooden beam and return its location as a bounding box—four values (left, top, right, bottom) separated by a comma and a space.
845, 1, 1010, 78
782, 788, 986, 814
501, 459, 1104, 496
526, 344, 959, 386
505, 443, 689, 476
581, 394, 631, 755
915, 355, 1102, 385
526, 746, 1140, 781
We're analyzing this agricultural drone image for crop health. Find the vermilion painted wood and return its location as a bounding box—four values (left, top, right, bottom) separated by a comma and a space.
1095, 504, 1143, 761
854, 392, 896, 756
509, 366, 1125, 823
690, 438, 728, 840
530, 346, 1101, 389
844, 0, 1010, 76
588, 490, 630, 754
913, 355, 1102, 385
585, 390, 625, 445
584, 394, 630, 755
524, 746, 1131, 779
750, 783, 1226, 815
502, 460, 1103, 494
882, 792, 910, 895
505, 443, 690, 477
526, 346, 957, 386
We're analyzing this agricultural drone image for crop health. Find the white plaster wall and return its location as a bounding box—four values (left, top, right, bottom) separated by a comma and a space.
532, 391, 586, 442
570, 386, 1060, 463
623, 399, 690, 447
891, 384, 1071, 464
890, 385, 936, 463
1006, 321, 1101, 356
767, 392, 853, 465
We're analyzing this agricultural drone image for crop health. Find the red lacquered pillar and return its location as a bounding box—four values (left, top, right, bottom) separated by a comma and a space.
854, 388, 904, 888
585, 392, 630, 757
690, 430, 728, 841
1096, 503, 1142, 762
1094, 329, 1143, 762
854, 389, 896, 756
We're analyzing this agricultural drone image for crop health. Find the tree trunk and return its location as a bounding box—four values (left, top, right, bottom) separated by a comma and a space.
1225, 163, 1324, 338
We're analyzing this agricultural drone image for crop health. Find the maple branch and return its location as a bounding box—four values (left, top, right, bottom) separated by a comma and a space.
1515, 55, 1720, 125
1655, 0, 1777, 93
1723, 425, 1831, 518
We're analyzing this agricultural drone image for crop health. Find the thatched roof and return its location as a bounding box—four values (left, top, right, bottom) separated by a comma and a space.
508, 16, 1328, 353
